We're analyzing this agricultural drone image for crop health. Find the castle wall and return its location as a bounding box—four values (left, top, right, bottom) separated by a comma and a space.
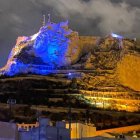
79, 36, 99, 54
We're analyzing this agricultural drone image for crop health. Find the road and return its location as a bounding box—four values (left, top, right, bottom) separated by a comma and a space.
1, 103, 140, 117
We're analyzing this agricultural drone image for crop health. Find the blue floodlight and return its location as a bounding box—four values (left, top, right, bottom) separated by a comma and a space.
111, 33, 123, 39
68, 73, 72, 76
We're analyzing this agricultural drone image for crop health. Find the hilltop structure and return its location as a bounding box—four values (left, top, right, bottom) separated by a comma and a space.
0, 18, 140, 92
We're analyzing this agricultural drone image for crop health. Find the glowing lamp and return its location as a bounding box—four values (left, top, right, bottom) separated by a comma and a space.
111, 33, 123, 39
68, 73, 72, 76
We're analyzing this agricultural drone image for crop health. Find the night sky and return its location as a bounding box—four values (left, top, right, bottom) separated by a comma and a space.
0, 0, 140, 67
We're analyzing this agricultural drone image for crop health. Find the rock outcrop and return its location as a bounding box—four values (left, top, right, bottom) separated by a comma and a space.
0, 21, 80, 76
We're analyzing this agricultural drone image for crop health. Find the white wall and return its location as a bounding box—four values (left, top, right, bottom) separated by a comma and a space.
0, 121, 18, 140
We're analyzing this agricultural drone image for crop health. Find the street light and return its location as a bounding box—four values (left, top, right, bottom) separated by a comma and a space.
7, 99, 16, 120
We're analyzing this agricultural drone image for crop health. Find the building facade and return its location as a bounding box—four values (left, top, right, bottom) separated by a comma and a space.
19, 118, 70, 140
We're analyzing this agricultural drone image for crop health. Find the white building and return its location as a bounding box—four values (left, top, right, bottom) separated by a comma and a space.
66, 122, 96, 140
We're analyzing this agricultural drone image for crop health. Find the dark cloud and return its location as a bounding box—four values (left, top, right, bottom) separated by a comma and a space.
0, 0, 140, 67
124, 0, 140, 7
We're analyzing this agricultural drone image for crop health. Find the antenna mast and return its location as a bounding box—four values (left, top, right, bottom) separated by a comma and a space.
48, 13, 51, 23
42, 14, 46, 26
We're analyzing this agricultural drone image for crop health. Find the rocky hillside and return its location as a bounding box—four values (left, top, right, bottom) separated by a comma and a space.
0, 20, 140, 92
